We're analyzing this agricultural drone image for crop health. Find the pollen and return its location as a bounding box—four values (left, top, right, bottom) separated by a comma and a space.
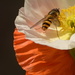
58, 5, 75, 40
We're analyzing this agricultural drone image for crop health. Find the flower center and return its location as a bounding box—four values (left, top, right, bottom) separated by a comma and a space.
58, 5, 75, 40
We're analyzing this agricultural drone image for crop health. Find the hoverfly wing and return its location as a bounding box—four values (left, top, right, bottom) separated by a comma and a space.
52, 18, 60, 27
52, 18, 60, 39
30, 18, 45, 29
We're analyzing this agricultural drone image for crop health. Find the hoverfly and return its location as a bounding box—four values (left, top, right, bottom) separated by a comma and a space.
30, 8, 60, 31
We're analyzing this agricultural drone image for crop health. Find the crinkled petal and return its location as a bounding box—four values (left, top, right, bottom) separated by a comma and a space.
14, 29, 75, 75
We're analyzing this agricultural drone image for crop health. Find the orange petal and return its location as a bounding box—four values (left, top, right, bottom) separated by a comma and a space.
14, 29, 75, 75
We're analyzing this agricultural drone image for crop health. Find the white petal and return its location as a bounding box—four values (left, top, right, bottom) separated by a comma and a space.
15, 0, 75, 50
49, 40, 75, 50
70, 33, 75, 42
15, 7, 59, 40
15, 8, 45, 38
68, 33, 75, 49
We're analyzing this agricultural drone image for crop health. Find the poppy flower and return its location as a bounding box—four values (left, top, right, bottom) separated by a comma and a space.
14, 0, 75, 75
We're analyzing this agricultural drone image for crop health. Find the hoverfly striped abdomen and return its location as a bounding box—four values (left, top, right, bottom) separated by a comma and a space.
42, 8, 60, 31
42, 16, 53, 30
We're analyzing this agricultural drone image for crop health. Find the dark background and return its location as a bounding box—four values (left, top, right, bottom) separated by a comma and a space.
0, 0, 26, 75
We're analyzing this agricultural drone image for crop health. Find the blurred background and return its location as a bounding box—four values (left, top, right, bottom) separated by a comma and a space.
0, 0, 26, 75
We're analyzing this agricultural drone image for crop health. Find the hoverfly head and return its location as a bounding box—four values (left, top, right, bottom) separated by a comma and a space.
48, 8, 60, 16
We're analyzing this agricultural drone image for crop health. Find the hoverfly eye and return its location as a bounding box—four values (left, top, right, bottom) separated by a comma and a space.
49, 8, 60, 15
56, 9, 60, 15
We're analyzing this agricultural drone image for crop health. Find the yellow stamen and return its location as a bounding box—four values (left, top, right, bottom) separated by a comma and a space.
58, 5, 75, 40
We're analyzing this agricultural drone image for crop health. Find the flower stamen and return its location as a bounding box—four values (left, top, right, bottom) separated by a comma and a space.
57, 5, 75, 40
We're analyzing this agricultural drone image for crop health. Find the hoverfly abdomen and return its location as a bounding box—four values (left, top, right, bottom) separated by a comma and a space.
42, 20, 52, 30
42, 8, 60, 31
42, 16, 53, 30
